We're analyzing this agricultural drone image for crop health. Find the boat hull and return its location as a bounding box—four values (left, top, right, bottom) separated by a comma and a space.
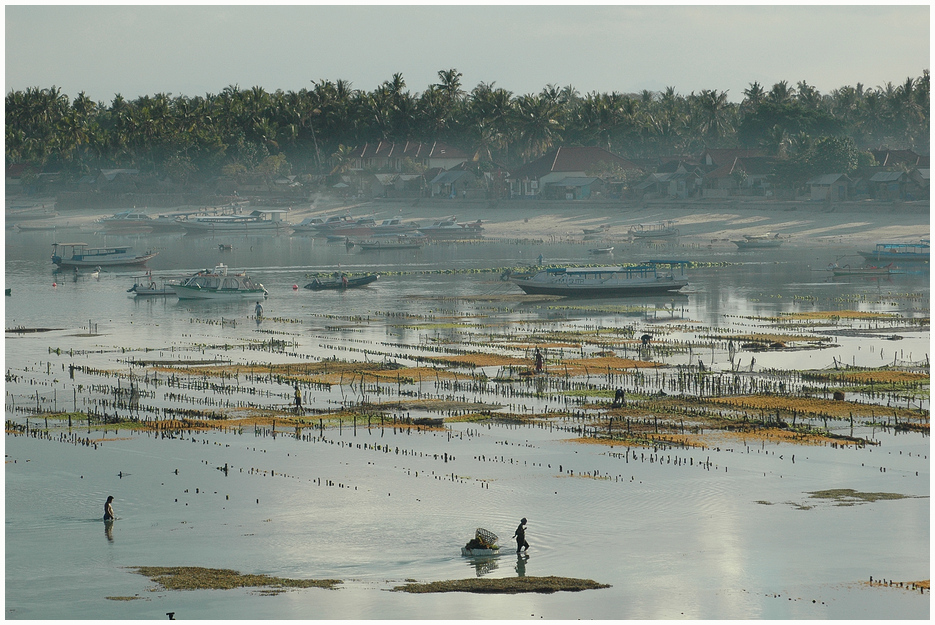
857, 251, 929, 262
54, 252, 158, 268
511, 278, 688, 297
173, 286, 267, 300
304, 274, 379, 290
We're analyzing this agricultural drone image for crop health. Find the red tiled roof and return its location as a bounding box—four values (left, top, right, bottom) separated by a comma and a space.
511, 147, 640, 179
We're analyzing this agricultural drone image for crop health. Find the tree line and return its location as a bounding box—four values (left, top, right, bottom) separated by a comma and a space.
5, 68, 929, 186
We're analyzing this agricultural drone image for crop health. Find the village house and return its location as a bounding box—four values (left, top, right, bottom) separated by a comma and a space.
635, 161, 704, 199
507, 146, 641, 199
429, 169, 477, 198
702, 156, 776, 198
805, 173, 852, 202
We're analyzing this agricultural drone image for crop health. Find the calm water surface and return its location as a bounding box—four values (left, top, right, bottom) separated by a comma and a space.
5, 227, 930, 619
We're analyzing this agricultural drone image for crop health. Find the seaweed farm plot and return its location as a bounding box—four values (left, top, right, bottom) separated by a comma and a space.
5, 242, 930, 620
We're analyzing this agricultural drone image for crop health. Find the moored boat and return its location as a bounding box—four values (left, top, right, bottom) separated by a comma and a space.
178, 209, 290, 233
829, 263, 894, 277
127, 271, 180, 297
510, 261, 689, 297
857, 240, 929, 263
304, 273, 379, 290
589, 247, 614, 255
172, 264, 268, 300
51, 242, 158, 268
356, 235, 425, 251
97, 210, 154, 233
732, 234, 784, 249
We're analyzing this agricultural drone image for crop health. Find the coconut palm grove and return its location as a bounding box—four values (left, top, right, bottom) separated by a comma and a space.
5, 68, 929, 196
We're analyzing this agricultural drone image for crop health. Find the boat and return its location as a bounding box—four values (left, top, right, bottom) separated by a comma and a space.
126, 271, 180, 297
829, 263, 894, 277
295, 214, 355, 235
589, 247, 614, 255
51, 242, 158, 268
356, 235, 425, 251
732, 234, 784, 249
304, 273, 379, 290
417, 216, 484, 239
171, 264, 268, 300
96, 210, 154, 233
583, 224, 611, 235
857, 240, 930, 263
510, 261, 689, 297
629, 221, 679, 238
149, 211, 197, 232
370, 217, 421, 237
178, 209, 290, 233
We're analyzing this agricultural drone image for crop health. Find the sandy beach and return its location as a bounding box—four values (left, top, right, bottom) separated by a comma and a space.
7, 196, 930, 247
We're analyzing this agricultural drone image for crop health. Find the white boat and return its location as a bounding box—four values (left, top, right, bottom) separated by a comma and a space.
97, 210, 154, 233
417, 216, 484, 239
510, 262, 689, 297
356, 234, 426, 250
178, 210, 290, 233
171, 264, 268, 300
732, 234, 783, 249
296, 214, 356, 234
51, 242, 158, 268
857, 240, 929, 263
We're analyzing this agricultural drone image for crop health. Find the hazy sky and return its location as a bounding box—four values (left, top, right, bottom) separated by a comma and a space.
5, 5, 930, 104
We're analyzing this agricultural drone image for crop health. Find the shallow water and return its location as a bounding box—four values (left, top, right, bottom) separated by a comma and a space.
5, 227, 930, 619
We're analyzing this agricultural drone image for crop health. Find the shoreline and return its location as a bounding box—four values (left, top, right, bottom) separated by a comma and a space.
6, 196, 930, 247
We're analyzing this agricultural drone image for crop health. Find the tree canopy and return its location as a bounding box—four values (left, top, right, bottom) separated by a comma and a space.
5, 69, 929, 185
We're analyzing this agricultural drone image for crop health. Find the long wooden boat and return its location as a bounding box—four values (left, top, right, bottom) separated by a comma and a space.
51, 242, 157, 268
356, 236, 425, 251
178, 210, 290, 233
732, 234, 784, 249
172, 264, 268, 300
857, 241, 929, 263
829, 263, 894, 277
510, 262, 688, 297
304, 273, 379, 290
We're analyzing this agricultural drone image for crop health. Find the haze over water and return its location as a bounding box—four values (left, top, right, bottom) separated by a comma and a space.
5, 219, 929, 619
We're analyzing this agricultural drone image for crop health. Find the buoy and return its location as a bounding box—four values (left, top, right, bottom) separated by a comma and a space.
292, 284, 298, 290
52, 282, 57, 287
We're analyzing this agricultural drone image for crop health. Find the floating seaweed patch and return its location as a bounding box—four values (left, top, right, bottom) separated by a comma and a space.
129, 566, 341, 592
390, 575, 609, 594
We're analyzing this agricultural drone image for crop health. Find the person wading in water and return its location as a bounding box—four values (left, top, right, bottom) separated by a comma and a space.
513, 517, 529, 553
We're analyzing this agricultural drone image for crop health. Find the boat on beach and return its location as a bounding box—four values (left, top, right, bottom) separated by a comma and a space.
629, 221, 679, 238
294, 214, 356, 235
178, 209, 290, 233
857, 240, 929, 263
417, 216, 484, 239
510, 261, 689, 297
589, 246, 614, 255
732, 233, 784, 249
172, 264, 268, 300
51, 242, 158, 268
304, 273, 379, 290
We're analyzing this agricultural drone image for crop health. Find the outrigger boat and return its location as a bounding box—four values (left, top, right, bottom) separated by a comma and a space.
857, 240, 929, 263
510, 261, 689, 297
828, 263, 894, 277
172, 264, 268, 300
732, 233, 784, 249
51, 242, 157, 268
127, 271, 180, 297
178, 209, 290, 233
629, 221, 679, 238
304, 273, 379, 290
